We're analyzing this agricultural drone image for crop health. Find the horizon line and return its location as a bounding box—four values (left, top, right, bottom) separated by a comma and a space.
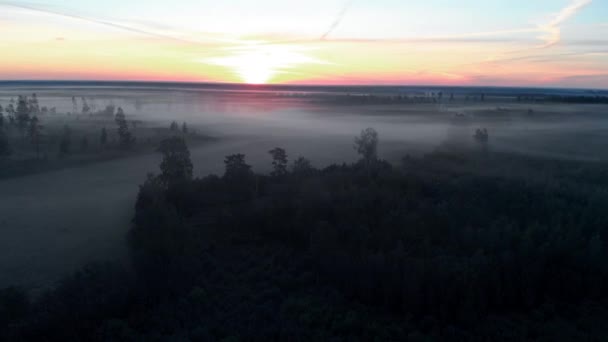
0, 79, 605, 92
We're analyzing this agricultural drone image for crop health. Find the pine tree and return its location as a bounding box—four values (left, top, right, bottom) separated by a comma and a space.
115, 107, 134, 149
157, 136, 193, 187
181, 122, 188, 134
269, 147, 288, 176
16, 96, 30, 138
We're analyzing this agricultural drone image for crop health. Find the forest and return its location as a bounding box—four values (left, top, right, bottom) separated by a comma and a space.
2, 126, 608, 341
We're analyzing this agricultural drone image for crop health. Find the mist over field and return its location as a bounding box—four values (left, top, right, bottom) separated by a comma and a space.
1, 82, 608, 340
1, 84, 607, 291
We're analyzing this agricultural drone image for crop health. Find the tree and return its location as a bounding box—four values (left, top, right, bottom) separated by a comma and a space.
81, 97, 90, 115
269, 147, 288, 177
28, 116, 42, 159
6, 104, 15, 125
0, 129, 10, 157
224, 154, 253, 181
292, 156, 313, 175
59, 125, 71, 157
354, 128, 379, 164
0, 105, 4, 128
16, 95, 30, 138
157, 136, 193, 187
181, 122, 188, 134
100, 127, 108, 146
115, 107, 134, 149
170, 121, 179, 132
29, 93, 40, 115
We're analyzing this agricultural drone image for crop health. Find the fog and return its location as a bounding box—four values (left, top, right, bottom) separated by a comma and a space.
1, 85, 607, 291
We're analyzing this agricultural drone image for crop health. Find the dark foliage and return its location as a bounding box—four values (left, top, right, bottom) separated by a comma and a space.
157, 136, 193, 187
5, 145, 608, 340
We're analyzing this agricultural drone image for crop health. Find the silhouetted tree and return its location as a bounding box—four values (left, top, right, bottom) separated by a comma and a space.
81, 97, 90, 115
292, 156, 313, 174
16, 95, 30, 138
354, 127, 379, 164
28, 116, 42, 159
224, 154, 253, 187
6, 104, 15, 125
170, 121, 179, 132
157, 136, 193, 187
115, 107, 134, 149
181, 122, 188, 134
269, 147, 288, 176
0, 105, 4, 128
100, 127, 108, 146
29, 93, 40, 115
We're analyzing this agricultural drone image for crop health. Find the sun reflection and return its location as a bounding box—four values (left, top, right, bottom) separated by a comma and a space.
204, 44, 326, 84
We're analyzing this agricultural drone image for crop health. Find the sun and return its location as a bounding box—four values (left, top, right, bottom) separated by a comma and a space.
230, 50, 277, 84
204, 44, 325, 84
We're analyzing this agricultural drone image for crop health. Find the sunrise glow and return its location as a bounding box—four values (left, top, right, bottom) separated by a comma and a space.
0, 0, 606, 88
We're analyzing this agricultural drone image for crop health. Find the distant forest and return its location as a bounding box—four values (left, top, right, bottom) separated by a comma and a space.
2, 126, 608, 341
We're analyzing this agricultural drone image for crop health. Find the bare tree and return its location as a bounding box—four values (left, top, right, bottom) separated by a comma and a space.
354, 127, 379, 164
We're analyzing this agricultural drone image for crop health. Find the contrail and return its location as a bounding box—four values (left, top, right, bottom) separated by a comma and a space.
537, 0, 592, 48
320, 0, 354, 40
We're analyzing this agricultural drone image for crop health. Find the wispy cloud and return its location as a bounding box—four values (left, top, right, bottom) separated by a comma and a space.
537, 0, 593, 48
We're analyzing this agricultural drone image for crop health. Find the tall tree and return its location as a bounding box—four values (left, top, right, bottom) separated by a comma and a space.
115, 107, 134, 149
181, 122, 188, 134
29, 93, 40, 115
269, 147, 288, 177
157, 136, 193, 187
354, 127, 379, 164
170, 121, 179, 132
224, 154, 251, 180
16, 96, 30, 138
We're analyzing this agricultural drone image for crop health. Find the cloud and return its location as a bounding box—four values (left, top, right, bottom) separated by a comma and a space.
537, 0, 593, 48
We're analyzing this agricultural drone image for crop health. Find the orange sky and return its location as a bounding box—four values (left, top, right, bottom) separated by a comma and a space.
0, 0, 606, 88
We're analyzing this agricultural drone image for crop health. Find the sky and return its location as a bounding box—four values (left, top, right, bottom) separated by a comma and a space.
0, 0, 607, 88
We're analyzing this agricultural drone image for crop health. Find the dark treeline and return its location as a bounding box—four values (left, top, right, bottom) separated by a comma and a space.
3, 129, 608, 340
301, 92, 608, 106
